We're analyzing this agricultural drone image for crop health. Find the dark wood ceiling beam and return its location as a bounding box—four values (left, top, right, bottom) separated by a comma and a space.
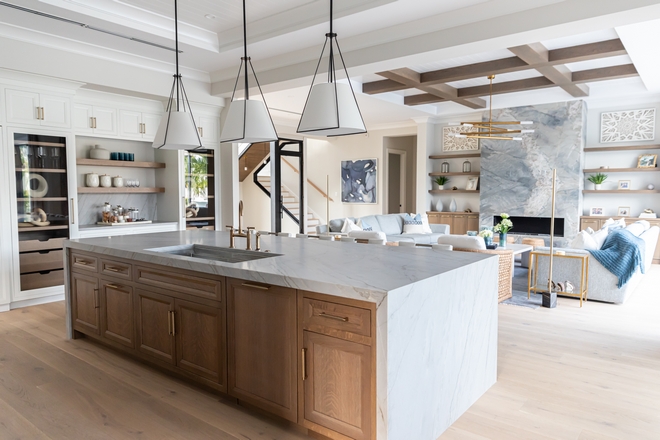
549, 38, 626, 63
419, 57, 529, 85
404, 94, 446, 106
572, 63, 638, 83
362, 78, 408, 94
458, 77, 554, 99
379, 68, 486, 109
508, 43, 589, 97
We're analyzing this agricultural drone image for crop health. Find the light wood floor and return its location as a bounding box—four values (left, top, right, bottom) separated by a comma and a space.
0, 267, 658, 439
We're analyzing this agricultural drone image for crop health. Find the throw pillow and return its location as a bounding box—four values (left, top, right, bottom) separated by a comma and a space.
570, 230, 598, 251
625, 221, 649, 237
360, 220, 373, 231
585, 227, 595, 234
417, 213, 433, 234
591, 226, 609, 249
341, 218, 362, 233
403, 214, 425, 234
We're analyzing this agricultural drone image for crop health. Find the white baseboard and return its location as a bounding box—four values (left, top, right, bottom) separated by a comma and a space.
10, 293, 64, 310
0, 304, 10, 313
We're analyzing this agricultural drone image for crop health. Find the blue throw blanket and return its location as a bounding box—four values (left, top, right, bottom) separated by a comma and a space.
589, 229, 646, 288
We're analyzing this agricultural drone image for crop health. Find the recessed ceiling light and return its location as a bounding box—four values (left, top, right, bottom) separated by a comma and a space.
205, 14, 216, 19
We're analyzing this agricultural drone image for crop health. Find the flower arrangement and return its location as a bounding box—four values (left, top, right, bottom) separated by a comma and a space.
478, 229, 493, 239
493, 213, 513, 234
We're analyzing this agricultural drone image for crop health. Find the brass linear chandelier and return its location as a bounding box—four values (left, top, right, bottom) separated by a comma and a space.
450, 75, 534, 141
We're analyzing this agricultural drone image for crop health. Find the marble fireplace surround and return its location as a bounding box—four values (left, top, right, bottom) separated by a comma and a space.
479, 101, 586, 245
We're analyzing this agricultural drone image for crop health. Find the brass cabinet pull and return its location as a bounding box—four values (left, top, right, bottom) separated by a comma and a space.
301, 348, 307, 381
241, 283, 270, 291
94, 288, 99, 309
41, 107, 45, 120
77, 260, 90, 265
200, 126, 203, 138
93, 117, 97, 129
170, 310, 176, 336
70, 198, 75, 224
90, 116, 94, 128
106, 284, 121, 290
318, 312, 349, 322
105, 267, 120, 272
167, 311, 172, 335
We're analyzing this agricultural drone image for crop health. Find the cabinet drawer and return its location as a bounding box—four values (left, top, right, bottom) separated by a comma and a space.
71, 253, 98, 273
19, 237, 65, 252
302, 297, 371, 339
100, 259, 132, 280
20, 269, 64, 291
19, 250, 63, 274
135, 266, 221, 301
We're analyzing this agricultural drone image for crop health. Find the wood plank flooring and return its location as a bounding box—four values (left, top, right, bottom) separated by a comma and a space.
0, 267, 658, 439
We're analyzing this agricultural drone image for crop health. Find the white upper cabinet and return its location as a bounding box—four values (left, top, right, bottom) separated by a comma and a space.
119, 110, 160, 141
74, 104, 117, 136
6, 89, 71, 128
197, 114, 219, 146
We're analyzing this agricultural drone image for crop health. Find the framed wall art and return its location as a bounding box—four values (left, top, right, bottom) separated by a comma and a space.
341, 159, 377, 204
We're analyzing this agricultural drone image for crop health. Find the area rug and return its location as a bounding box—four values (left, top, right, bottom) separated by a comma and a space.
501, 266, 542, 309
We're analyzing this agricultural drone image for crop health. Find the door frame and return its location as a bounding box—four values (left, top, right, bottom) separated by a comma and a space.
385, 148, 407, 214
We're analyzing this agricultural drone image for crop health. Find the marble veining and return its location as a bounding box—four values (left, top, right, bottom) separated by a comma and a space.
77, 194, 157, 225
480, 101, 586, 244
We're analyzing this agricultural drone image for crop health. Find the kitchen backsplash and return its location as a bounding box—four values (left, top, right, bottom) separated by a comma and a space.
78, 194, 158, 225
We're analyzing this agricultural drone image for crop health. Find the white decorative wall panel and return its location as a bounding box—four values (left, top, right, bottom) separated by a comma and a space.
442, 126, 478, 151
600, 108, 655, 143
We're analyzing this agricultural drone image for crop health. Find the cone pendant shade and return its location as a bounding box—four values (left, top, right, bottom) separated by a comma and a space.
220, 100, 278, 143
153, 110, 202, 150
297, 83, 366, 136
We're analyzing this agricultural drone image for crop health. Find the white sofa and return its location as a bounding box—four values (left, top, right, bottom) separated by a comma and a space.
534, 225, 659, 304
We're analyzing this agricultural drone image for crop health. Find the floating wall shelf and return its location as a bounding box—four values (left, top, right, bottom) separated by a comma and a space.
429, 172, 480, 177
429, 153, 481, 159
429, 190, 480, 194
76, 159, 166, 169
583, 168, 659, 173
584, 145, 660, 153
77, 187, 165, 194
582, 190, 660, 194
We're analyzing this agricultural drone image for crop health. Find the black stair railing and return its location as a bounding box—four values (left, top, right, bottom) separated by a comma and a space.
253, 156, 300, 226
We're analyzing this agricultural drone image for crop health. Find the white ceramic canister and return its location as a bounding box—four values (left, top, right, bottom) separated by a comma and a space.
89, 145, 111, 160
85, 172, 100, 187
100, 174, 112, 187
112, 176, 124, 187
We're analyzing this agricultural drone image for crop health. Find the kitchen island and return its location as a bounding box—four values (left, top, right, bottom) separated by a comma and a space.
64, 230, 498, 440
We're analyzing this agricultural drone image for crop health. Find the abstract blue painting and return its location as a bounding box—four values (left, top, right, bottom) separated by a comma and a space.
341, 159, 377, 204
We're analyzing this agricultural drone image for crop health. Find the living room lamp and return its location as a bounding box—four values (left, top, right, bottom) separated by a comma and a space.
220, 0, 278, 143
153, 0, 203, 150
450, 75, 534, 141
296, 0, 367, 137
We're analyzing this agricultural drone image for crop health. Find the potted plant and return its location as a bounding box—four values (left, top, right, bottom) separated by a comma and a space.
493, 213, 513, 248
434, 176, 449, 190
478, 229, 493, 246
587, 173, 608, 190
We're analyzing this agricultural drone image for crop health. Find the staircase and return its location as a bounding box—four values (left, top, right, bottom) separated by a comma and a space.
257, 176, 322, 234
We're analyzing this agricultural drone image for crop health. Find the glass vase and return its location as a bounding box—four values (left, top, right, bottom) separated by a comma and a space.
499, 232, 507, 248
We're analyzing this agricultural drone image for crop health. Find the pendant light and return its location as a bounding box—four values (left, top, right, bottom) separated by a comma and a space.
220, 0, 278, 143
153, 0, 203, 150
450, 75, 534, 141
297, 0, 366, 137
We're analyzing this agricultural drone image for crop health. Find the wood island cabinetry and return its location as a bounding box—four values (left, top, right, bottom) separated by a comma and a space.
68, 250, 376, 440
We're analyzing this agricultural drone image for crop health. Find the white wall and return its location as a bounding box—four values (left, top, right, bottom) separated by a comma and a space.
583, 97, 660, 218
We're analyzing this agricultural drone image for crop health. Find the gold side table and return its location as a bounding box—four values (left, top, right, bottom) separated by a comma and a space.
527, 251, 589, 307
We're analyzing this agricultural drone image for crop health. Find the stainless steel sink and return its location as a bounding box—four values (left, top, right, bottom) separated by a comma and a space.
146, 244, 281, 263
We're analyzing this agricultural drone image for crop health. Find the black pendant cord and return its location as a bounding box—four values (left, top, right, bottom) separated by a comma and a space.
174, 0, 180, 111
243, 0, 249, 100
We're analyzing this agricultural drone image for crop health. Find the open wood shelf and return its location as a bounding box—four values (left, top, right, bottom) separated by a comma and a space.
18, 225, 69, 232
14, 140, 65, 147
429, 153, 481, 159
583, 168, 659, 173
77, 187, 165, 194
185, 173, 214, 177
77, 158, 166, 169
582, 190, 660, 194
16, 197, 67, 202
15, 168, 66, 173
428, 190, 480, 194
186, 217, 214, 222
584, 145, 660, 153
429, 172, 480, 177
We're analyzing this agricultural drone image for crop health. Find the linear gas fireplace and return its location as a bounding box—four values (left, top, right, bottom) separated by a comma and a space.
493, 216, 565, 237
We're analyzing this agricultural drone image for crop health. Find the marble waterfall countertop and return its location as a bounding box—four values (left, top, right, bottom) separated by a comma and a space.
64, 229, 494, 304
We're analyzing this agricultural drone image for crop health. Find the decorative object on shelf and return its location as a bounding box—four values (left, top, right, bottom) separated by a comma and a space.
640, 208, 657, 219
449, 198, 457, 212
600, 108, 655, 143
102, 202, 112, 223
112, 176, 124, 187
220, 0, 278, 143
341, 159, 376, 203
442, 126, 478, 151
297, 0, 366, 137
618, 206, 631, 217
153, 0, 202, 150
433, 176, 449, 190
465, 208, 473, 213
85, 172, 99, 188
479, 229, 493, 246
27, 173, 48, 198
494, 213, 513, 248
466, 177, 479, 191
637, 153, 658, 168
587, 172, 607, 190
600, 166, 609, 169
617, 180, 631, 190
448, 75, 534, 141
100, 174, 112, 188
589, 207, 604, 216
186, 203, 199, 218
89, 145, 110, 160
441, 161, 450, 173
452, 186, 458, 190
435, 199, 444, 212
648, 184, 656, 190
462, 160, 472, 173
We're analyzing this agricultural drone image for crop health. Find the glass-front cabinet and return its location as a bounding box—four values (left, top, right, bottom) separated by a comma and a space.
183, 149, 215, 230
14, 133, 70, 291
